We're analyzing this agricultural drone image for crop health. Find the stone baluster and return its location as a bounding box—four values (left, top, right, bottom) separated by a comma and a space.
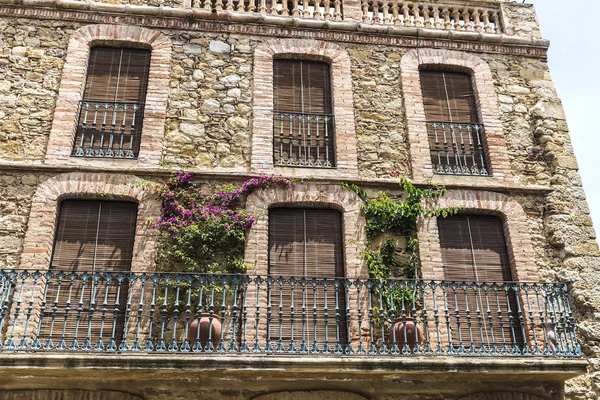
412, 3, 421, 27
334, 0, 342, 19
433, 6, 442, 29
362, 0, 371, 22
372, 0, 380, 24
491, 10, 501, 33
451, 8, 460, 30
472, 9, 482, 33
461, 8, 471, 31
225, 0, 234, 11
303, 0, 313, 18
391, 0, 400, 25
258, 0, 267, 13
401, 2, 410, 27
382, 0, 390, 24
323, 0, 331, 19
215, 0, 223, 11
269, 0, 279, 15
423, 5, 432, 28
482, 10, 491, 33
443, 7, 452, 30
236, 0, 246, 12
314, 0, 323, 19
279, 0, 289, 15
202, 0, 211, 10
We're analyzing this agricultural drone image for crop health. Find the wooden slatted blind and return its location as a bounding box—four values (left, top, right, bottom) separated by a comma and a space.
420, 70, 478, 123
268, 208, 346, 346
274, 60, 332, 114
83, 47, 151, 103
38, 200, 138, 343
438, 215, 523, 348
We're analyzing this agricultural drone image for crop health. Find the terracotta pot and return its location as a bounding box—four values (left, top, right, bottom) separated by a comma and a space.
188, 313, 221, 349
393, 317, 421, 352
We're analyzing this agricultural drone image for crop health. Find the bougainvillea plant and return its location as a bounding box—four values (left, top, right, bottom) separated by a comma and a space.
154, 171, 294, 275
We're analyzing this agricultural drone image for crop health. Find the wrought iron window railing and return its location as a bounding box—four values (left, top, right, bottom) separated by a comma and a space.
274, 112, 335, 168
72, 101, 144, 159
0, 270, 580, 357
427, 121, 488, 176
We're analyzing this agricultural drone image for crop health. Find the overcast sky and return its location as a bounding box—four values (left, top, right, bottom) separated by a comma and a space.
533, 0, 600, 236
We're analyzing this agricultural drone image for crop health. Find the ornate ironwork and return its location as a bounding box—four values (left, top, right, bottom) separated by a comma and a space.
274, 112, 335, 168
72, 101, 144, 159
0, 269, 581, 357
428, 121, 489, 176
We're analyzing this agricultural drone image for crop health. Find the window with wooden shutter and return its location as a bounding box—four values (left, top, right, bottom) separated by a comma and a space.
438, 215, 523, 349
420, 70, 488, 176
273, 60, 335, 168
38, 200, 138, 345
73, 47, 151, 159
268, 208, 346, 348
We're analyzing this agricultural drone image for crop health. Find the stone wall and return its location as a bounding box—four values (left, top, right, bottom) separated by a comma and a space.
0, 2, 599, 399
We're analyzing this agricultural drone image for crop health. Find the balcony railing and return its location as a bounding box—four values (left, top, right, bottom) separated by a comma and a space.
274, 112, 335, 168
196, 0, 342, 19
361, 1, 503, 32
72, 101, 144, 159
0, 270, 580, 357
427, 121, 488, 176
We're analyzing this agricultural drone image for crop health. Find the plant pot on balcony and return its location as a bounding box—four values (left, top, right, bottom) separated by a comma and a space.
393, 316, 421, 353
188, 313, 221, 349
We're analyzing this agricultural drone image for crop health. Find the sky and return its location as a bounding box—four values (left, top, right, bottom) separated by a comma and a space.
533, 0, 600, 236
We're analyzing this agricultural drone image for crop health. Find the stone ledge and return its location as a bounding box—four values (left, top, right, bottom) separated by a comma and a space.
0, 354, 588, 382
0, 162, 553, 194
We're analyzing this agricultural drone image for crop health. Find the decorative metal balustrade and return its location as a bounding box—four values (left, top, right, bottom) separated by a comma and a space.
361, 1, 502, 33
72, 101, 144, 159
0, 270, 580, 357
274, 112, 335, 168
427, 121, 488, 176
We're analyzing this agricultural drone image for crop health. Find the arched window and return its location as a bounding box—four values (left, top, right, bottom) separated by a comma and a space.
268, 208, 346, 348
273, 60, 335, 168
73, 48, 151, 159
420, 70, 488, 176
38, 200, 138, 347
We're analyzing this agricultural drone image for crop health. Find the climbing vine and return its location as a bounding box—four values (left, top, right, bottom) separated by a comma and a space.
343, 175, 459, 319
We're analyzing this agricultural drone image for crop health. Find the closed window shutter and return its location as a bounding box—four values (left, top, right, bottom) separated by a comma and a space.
420, 71, 478, 123
83, 48, 151, 103
438, 215, 523, 348
39, 200, 138, 344
268, 208, 346, 346
74, 48, 151, 158
274, 60, 332, 114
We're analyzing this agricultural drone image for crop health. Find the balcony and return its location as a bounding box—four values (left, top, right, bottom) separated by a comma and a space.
0, 269, 581, 358
273, 112, 335, 168
72, 101, 144, 159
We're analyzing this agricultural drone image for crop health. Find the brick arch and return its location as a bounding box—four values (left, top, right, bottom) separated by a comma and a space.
245, 183, 366, 277
401, 48, 513, 185
459, 392, 548, 400
251, 38, 358, 178
19, 172, 160, 273
418, 189, 538, 283
45, 24, 172, 168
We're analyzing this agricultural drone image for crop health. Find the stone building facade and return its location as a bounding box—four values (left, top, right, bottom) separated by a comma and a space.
0, 0, 598, 399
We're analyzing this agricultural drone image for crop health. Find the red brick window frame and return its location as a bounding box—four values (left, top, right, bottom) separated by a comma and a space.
252, 39, 358, 178
44, 25, 172, 168
417, 189, 539, 283
18, 172, 160, 274
401, 49, 514, 186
